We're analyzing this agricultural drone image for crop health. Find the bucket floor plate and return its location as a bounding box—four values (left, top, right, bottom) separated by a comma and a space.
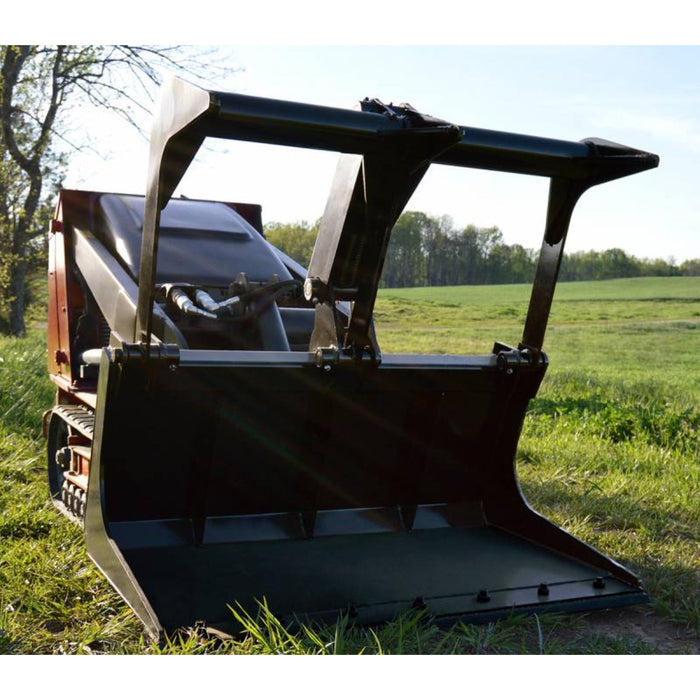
115, 523, 643, 630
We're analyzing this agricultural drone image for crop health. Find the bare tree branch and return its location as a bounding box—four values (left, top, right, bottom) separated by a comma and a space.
0, 44, 236, 335
1, 45, 36, 175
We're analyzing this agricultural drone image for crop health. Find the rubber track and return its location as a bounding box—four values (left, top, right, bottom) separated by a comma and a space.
52, 404, 95, 440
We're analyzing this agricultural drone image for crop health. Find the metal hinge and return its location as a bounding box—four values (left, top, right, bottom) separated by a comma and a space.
314, 344, 381, 371
494, 343, 547, 374
110, 342, 180, 366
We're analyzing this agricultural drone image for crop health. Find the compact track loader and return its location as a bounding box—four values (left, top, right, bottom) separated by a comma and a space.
45, 77, 659, 638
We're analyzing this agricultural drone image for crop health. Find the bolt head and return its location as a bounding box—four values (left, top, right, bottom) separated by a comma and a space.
303, 278, 314, 301
476, 589, 491, 603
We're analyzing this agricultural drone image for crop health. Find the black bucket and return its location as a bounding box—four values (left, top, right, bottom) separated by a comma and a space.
85, 348, 646, 637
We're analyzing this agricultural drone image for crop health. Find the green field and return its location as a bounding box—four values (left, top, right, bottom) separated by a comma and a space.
1, 276, 698, 654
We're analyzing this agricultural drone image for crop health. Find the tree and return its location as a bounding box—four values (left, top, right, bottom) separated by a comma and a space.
264, 220, 319, 268
455, 225, 486, 285
419, 213, 454, 286
0, 45, 223, 336
383, 211, 427, 287
680, 259, 700, 277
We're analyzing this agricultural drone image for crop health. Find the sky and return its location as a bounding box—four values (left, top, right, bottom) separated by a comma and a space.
62, 45, 699, 263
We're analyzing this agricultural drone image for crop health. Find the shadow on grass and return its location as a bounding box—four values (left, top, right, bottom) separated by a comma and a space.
520, 476, 700, 633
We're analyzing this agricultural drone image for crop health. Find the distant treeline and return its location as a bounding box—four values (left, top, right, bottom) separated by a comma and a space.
265, 212, 700, 287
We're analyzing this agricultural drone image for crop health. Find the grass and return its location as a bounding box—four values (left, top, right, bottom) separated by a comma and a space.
1, 276, 698, 654
381, 275, 700, 305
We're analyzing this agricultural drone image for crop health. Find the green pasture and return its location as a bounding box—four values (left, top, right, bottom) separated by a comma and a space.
382, 275, 700, 304
0, 276, 698, 653
377, 277, 699, 382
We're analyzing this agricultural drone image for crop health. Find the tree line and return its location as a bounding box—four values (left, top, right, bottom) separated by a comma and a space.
0, 45, 697, 335
265, 212, 700, 288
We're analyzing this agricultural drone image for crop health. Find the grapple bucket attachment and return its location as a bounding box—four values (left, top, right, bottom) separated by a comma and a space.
85, 348, 646, 637
80, 78, 657, 637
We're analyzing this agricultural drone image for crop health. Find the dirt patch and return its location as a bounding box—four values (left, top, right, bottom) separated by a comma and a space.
576, 606, 699, 654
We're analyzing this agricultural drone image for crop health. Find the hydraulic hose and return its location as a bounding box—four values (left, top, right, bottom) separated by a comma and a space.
215, 280, 303, 324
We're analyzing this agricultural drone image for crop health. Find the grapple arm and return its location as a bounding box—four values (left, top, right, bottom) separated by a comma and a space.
137, 77, 658, 357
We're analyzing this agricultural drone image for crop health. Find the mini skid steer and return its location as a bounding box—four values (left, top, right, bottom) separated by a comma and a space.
45, 77, 659, 638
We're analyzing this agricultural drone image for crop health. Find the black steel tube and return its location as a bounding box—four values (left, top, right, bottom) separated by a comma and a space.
441, 127, 592, 178
205, 91, 655, 180
208, 91, 389, 154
